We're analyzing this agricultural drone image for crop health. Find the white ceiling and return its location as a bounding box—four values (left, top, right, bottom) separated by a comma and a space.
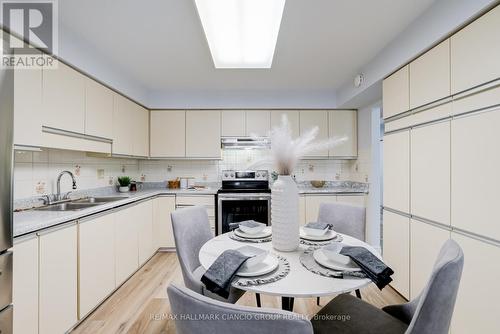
57, 0, 437, 108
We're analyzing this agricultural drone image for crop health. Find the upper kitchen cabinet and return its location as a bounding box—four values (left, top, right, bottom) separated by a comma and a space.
112, 94, 148, 157
132, 104, 149, 157
13, 52, 43, 148
409, 40, 451, 109
271, 110, 300, 138
150, 110, 186, 158
328, 110, 357, 158
112, 94, 134, 155
186, 110, 221, 158
451, 5, 500, 94
383, 65, 409, 119
42, 60, 86, 133
299, 110, 329, 157
222, 110, 246, 137
246, 110, 271, 136
85, 78, 114, 139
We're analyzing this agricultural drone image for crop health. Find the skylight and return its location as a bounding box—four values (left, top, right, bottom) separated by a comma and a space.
195, 0, 286, 69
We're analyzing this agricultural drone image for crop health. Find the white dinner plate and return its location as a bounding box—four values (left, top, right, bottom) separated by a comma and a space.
300, 228, 337, 241
237, 254, 279, 277
234, 227, 272, 239
313, 249, 362, 272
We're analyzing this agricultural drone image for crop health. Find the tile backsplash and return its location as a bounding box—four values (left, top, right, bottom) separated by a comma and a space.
14, 148, 360, 200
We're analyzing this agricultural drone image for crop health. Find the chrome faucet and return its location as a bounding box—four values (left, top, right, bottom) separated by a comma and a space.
56, 170, 77, 201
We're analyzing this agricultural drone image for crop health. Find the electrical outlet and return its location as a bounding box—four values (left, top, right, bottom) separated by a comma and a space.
74, 165, 81, 176
108, 176, 114, 185
167, 165, 173, 172
97, 169, 105, 179
121, 165, 126, 173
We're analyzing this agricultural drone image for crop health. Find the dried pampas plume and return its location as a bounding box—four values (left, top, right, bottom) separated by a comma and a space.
248, 115, 347, 175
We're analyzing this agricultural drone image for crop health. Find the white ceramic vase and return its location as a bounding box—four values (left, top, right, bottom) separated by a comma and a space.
271, 175, 300, 251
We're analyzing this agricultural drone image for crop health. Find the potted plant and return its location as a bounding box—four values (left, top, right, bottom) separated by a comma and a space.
117, 176, 131, 193
253, 115, 347, 251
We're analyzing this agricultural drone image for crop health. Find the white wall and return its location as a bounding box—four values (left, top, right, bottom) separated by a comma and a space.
337, 0, 496, 108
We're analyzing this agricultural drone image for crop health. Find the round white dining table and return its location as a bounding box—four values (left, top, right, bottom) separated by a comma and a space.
199, 232, 379, 311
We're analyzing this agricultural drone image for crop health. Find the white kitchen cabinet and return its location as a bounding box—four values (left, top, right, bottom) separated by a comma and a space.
79, 214, 116, 318
337, 195, 365, 206
222, 110, 246, 137
39, 224, 78, 334
85, 78, 114, 139
112, 94, 134, 155
383, 65, 410, 119
153, 196, 176, 248
410, 220, 450, 298
451, 233, 500, 333
137, 201, 155, 265
271, 110, 300, 138
409, 40, 451, 109
329, 110, 357, 157
186, 110, 221, 158
382, 210, 410, 299
42, 61, 86, 133
451, 108, 500, 240
383, 131, 410, 214
150, 110, 186, 158
451, 5, 500, 94
132, 104, 149, 157
13, 237, 38, 334
246, 110, 271, 136
411, 121, 450, 225
299, 110, 329, 157
13, 52, 42, 147
304, 195, 337, 224
299, 195, 306, 225
176, 195, 216, 234
114, 207, 139, 285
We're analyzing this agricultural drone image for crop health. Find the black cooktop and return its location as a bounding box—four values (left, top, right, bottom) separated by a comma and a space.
218, 180, 270, 193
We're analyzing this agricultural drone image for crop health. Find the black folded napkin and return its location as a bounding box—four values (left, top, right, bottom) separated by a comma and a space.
340, 246, 394, 289
201, 249, 251, 299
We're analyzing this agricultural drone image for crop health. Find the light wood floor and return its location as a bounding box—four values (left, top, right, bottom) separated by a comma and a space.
72, 252, 405, 334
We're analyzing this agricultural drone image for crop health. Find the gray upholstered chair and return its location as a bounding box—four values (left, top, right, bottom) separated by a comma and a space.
167, 283, 314, 334
311, 239, 464, 334
316, 202, 366, 302
171, 206, 245, 304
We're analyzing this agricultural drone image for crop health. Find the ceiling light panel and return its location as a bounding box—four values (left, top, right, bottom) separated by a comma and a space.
195, 0, 286, 68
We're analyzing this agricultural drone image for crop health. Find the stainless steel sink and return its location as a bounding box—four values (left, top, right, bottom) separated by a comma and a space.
72, 196, 128, 204
34, 202, 101, 212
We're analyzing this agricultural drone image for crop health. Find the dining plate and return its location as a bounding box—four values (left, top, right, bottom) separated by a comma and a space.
234, 227, 272, 239
236, 254, 279, 277
313, 249, 362, 272
300, 228, 337, 241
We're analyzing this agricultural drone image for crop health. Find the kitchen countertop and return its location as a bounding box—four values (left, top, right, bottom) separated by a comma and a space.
14, 181, 368, 238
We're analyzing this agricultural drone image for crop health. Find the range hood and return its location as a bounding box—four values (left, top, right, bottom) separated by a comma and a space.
221, 137, 271, 149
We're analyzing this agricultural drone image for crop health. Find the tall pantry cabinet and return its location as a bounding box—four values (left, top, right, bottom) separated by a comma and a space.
382, 4, 500, 333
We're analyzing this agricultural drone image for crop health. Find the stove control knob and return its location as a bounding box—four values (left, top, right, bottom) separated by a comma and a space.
230, 173, 234, 177
256, 173, 261, 177
224, 173, 229, 177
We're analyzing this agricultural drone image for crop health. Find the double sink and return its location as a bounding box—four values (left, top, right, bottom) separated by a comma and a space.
34, 196, 128, 212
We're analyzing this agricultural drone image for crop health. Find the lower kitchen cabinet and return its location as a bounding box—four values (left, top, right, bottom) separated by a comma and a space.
13, 236, 39, 334
39, 224, 78, 334
153, 196, 176, 248
114, 208, 139, 286
383, 210, 410, 299
304, 195, 337, 224
79, 214, 116, 318
137, 201, 155, 265
451, 233, 500, 333
410, 219, 450, 298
